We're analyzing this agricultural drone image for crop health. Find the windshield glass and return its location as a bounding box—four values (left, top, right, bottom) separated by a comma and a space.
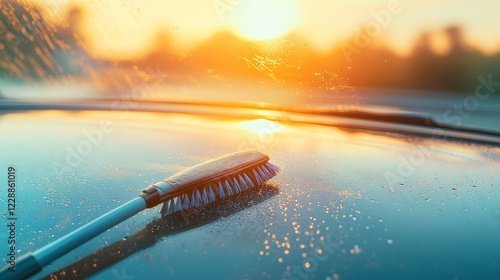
1, 0, 500, 129
0, 0, 500, 101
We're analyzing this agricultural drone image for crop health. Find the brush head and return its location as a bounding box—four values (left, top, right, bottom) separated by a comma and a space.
149, 151, 280, 215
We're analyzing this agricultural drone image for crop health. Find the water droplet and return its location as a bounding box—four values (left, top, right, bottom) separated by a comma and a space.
387, 239, 394, 245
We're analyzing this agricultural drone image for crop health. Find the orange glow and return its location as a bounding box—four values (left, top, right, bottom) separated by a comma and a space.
430, 31, 451, 56
37, 0, 500, 58
8, 0, 499, 94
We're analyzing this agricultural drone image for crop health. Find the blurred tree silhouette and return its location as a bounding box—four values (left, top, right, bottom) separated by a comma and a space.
411, 32, 440, 90
432, 26, 473, 92
1, 1, 499, 95
133, 25, 499, 94
328, 25, 499, 94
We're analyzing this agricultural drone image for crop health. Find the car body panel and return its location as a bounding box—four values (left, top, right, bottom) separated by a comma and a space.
1, 107, 499, 279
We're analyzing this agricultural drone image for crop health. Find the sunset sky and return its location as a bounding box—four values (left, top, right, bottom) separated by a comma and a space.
47, 0, 500, 58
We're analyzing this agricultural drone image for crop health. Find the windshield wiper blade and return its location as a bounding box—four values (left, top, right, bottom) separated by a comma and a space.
1, 98, 499, 144
321, 110, 500, 136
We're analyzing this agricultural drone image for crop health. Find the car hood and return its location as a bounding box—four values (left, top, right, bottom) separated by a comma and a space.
0, 105, 499, 279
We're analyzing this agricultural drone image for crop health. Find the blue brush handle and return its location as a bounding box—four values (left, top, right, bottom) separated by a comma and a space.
0, 197, 146, 280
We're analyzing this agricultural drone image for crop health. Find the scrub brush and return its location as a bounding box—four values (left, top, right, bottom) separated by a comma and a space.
0, 150, 280, 280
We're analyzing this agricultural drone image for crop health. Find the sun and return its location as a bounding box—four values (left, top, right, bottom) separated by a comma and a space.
235, 2, 299, 40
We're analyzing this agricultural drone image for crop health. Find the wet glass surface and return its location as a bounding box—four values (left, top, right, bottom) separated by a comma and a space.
0, 110, 498, 279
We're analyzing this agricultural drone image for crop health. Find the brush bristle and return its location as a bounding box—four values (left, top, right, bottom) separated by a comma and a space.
160, 161, 280, 215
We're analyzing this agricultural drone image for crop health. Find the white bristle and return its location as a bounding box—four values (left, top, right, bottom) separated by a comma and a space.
170, 199, 175, 212
195, 189, 202, 206
218, 182, 226, 198
252, 169, 263, 184
202, 188, 209, 204
260, 167, 268, 178
266, 163, 280, 176
193, 190, 199, 206
161, 161, 280, 215
182, 194, 190, 209
174, 197, 182, 212
232, 177, 241, 192
190, 191, 196, 207
263, 166, 274, 177
208, 186, 216, 202
238, 175, 248, 190
257, 166, 267, 179
160, 200, 168, 214
168, 199, 175, 213
266, 162, 280, 174
225, 180, 234, 196
243, 173, 254, 186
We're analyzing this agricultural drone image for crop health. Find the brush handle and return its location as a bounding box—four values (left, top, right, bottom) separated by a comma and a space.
0, 197, 147, 280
